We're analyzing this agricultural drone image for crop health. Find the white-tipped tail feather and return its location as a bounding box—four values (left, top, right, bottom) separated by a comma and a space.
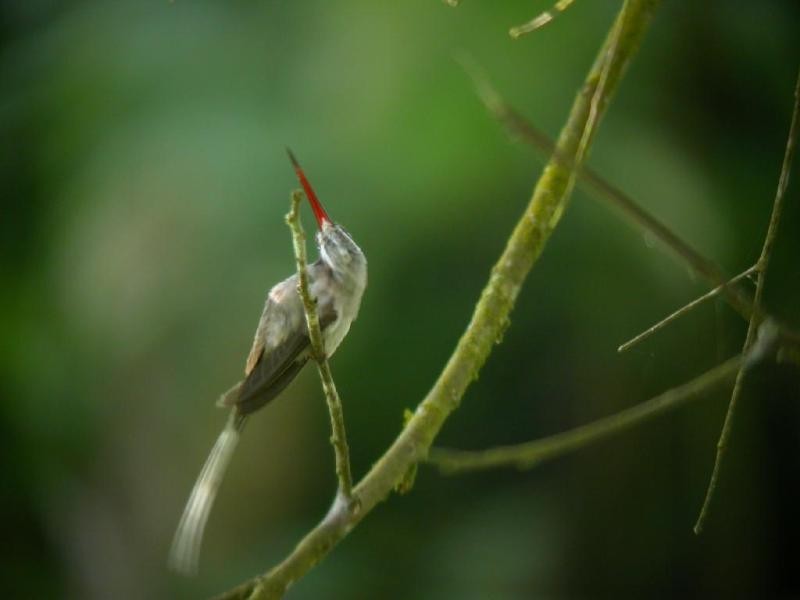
169, 416, 242, 575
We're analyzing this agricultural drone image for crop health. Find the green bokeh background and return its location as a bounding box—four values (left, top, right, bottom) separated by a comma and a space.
2, 1, 799, 598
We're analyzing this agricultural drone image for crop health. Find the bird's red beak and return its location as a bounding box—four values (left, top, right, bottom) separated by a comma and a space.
286, 148, 331, 229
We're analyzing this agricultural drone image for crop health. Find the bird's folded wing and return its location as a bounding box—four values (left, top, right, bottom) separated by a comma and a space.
235, 327, 310, 408
222, 300, 337, 415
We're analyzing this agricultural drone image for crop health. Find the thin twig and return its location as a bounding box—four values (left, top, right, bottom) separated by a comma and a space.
286, 190, 353, 498
618, 265, 758, 353
459, 59, 754, 319
428, 355, 742, 473
510, 0, 577, 39
694, 67, 800, 534
215, 3, 662, 598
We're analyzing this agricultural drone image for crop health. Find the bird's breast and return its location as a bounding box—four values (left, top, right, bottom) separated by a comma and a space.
310, 263, 366, 357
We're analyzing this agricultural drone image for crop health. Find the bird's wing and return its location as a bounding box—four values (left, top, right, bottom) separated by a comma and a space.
236, 321, 310, 406
244, 309, 268, 377
234, 356, 308, 416
224, 278, 337, 415
242, 277, 300, 378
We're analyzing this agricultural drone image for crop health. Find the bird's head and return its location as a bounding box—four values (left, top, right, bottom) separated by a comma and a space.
286, 148, 366, 274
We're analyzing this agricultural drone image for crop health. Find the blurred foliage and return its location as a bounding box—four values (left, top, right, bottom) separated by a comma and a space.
1, 0, 799, 598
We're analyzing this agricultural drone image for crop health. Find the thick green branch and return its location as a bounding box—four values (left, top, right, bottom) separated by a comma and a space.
215, 2, 661, 598
694, 67, 800, 534
428, 356, 741, 473
286, 190, 353, 498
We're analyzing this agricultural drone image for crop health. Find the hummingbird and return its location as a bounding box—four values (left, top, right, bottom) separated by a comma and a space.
168, 149, 368, 575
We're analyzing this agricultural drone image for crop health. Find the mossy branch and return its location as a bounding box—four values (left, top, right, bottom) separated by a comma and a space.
215, 2, 661, 598
428, 355, 742, 474
286, 190, 353, 498
694, 67, 800, 534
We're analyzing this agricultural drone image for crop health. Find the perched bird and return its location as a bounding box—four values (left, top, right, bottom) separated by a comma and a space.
169, 149, 368, 575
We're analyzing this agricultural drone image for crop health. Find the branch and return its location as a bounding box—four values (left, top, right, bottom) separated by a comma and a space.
286, 190, 353, 498
216, 2, 662, 597
618, 265, 758, 353
510, 0, 577, 39
428, 355, 742, 474
694, 66, 800, 534
444, 0, 577, 39
459, 59, 754, 319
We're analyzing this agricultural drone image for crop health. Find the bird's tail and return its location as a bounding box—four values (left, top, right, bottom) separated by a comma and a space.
169, 411, 246, 575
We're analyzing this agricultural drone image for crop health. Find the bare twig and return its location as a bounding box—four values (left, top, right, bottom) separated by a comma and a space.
429, 355, 742, 473
510, 0, 577, 39
459, 59, 754, 319
286, 190, 353, 498
444, 0, 576, 38
694, 67, 800, 534
618, 265, 758, 353
215, 3, 662, 598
